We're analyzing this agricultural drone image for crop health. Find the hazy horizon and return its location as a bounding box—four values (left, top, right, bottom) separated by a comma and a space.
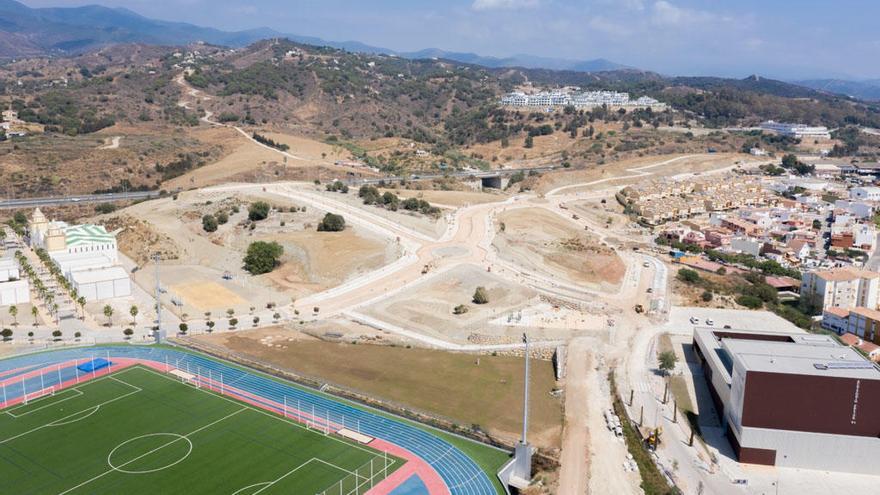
19, 0, 880, 80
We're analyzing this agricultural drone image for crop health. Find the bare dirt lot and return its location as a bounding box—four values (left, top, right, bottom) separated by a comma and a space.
261, 229, 395, 299
111, 188, 398, 312
494, 208, 626, 290
362, 264, 537, 343
167, 127, 283, 189
194, 327, 563, 448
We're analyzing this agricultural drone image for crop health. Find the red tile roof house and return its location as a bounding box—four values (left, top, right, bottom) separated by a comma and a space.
840, 332, 880, 362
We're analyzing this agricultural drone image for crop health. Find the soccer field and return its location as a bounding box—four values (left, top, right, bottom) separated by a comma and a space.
0, 365, 400, 495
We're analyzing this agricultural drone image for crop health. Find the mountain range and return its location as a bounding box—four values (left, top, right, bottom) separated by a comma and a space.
791, 79, 880, 102
0, 0, 875, 101
0, 0, 624, 72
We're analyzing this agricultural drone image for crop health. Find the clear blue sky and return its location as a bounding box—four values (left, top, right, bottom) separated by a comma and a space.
23, 0, 880, 79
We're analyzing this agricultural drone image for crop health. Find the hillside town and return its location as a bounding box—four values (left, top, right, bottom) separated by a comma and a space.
501, 89, 666, 110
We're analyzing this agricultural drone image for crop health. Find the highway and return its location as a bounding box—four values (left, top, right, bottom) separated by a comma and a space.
355, 165, 558, 185
0, 165, 559, 211
0, 191, 160, 210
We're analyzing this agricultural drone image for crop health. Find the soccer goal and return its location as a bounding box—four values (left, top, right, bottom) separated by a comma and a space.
22, 385, 56, 405
169, 369, 199, 387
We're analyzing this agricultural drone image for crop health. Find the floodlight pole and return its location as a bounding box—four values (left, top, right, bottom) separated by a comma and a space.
510, 332, 534, 485
521, 333, 530, 444
154, 253, 162, 343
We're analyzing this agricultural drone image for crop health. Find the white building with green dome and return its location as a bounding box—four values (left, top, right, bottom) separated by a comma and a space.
28, 209, 130, 302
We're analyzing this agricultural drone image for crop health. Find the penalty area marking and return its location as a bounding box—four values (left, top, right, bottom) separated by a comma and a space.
0, 370, 141, 445
47, 405, 101, 427
5, 388, 84, 418
230, 482, 272, 495
107, 433, 194, 474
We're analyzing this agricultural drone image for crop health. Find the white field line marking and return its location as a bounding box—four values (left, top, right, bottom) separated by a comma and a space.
58, 408, 246, 495
45, 406, 101, 427
231, 481, 271, 495
0, 368, 140, 445
251, 458, 318, 494
137, 366, 379, 458
313, 457, 366, 480
6, 389, 84, 418
107, 433, 194, 474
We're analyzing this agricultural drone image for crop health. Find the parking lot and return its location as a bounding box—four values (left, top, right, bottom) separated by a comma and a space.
664, 306, 804, 336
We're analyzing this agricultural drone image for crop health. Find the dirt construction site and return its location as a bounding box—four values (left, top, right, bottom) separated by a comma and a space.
88, 75, 777, 495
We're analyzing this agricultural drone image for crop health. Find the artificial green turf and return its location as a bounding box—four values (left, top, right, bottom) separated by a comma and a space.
0, 366, 400, 495
5, 343, 512, 494
152, 343, 513, 494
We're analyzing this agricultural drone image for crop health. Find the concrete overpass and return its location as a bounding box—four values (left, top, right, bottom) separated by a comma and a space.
357, 165, 558, 190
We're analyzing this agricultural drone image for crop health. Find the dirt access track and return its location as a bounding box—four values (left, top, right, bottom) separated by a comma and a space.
181, 151, 745, 350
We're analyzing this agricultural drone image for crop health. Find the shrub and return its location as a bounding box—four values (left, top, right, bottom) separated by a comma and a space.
94, 203, 117, 214
216, 211, 229, 224
202, 214, 218, 232
243, 241, 284, 274
677, 268, 700, 284
701, 291, 713, 302
472, 286, 489, 305
248, 201, 270, 221
326, 181, 349, 193
453, 304, 469, 315
359, 184, 380, 204
736, 294, 763, 309
317, 213, 346, 232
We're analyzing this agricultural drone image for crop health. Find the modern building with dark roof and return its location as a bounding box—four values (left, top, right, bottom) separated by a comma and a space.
693, 327, 880, 473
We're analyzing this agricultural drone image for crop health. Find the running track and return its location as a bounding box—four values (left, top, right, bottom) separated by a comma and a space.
0, 346, 502, 495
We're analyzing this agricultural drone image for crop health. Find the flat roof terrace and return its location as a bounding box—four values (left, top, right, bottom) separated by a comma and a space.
724, 338, 880, 380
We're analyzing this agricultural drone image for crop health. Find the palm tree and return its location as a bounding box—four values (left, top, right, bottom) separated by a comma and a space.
130, 305, 139, 325
31, 306, 38, 326
77, 296, 86, 320
51, 303, 58, 325
103, 305, 114, 326
8, 305, 18, 326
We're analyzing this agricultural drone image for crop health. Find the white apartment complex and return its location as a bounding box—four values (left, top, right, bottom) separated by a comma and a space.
850, 187, 880, 202
501, 90, 665, 110
801, 268, 880, 311
760, 121, 831, 140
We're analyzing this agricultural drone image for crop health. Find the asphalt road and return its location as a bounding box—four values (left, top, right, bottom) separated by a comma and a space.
0, 191, 160, 210
356, 165, 558, 185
